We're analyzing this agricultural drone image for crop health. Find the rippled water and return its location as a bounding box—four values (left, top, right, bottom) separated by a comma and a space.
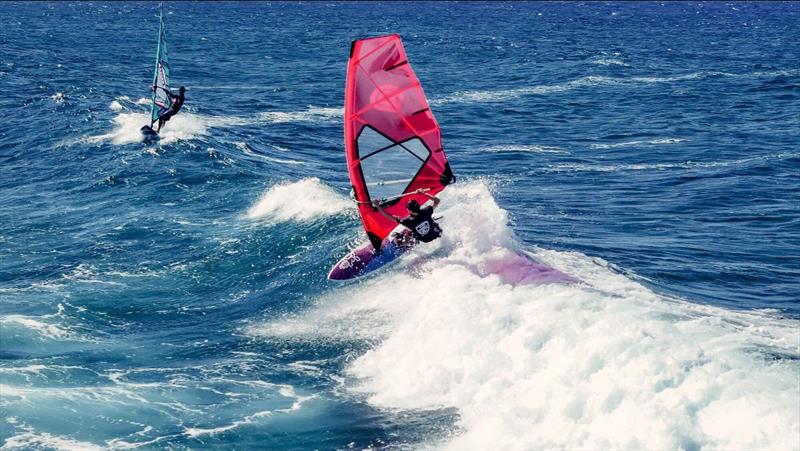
1, 2, 798, 449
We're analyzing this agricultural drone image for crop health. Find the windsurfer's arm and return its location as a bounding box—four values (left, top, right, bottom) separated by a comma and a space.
371, 200, 402, 224
416, 189, 440, 208
152, 86, 172, 95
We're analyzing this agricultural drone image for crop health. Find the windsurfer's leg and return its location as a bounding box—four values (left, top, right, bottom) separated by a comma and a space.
157, 110, 174, 132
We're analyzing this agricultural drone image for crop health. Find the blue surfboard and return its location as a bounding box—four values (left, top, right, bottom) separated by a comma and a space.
328, 229, 418, 281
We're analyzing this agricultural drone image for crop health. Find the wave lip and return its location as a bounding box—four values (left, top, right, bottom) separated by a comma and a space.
245, 178, 352, 222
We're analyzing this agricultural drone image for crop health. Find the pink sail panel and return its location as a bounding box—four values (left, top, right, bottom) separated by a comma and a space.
344, 34, 454, 250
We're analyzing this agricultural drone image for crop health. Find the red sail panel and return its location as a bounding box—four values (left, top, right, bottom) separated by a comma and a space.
345, 34, 454, 250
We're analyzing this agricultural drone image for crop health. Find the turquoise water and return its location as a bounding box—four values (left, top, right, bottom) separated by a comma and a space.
1, 2, 798, 449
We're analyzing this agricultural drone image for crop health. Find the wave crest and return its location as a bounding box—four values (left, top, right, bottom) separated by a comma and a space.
246, 181, 800, 449
245, 178, 352, 222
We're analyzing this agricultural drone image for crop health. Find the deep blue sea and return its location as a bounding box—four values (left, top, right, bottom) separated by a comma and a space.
1, 2, 799, 449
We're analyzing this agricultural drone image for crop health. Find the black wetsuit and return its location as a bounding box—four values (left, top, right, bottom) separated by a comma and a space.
400, 206, 441, 242
160, 91, 184, 122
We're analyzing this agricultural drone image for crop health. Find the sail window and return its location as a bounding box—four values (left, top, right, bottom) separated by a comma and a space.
358, 126, 430, 200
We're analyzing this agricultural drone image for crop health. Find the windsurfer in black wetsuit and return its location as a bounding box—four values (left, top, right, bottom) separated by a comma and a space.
372, 189, 442, 245
152, 85, 185, 132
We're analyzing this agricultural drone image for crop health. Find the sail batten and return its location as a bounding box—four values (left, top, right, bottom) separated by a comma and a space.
344, 34, 455, 250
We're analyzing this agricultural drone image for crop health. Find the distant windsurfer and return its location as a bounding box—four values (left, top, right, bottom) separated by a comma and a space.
151, 85, 185, 132
372, 189, 442, 245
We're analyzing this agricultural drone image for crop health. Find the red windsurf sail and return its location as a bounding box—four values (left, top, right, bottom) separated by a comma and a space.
344, 34, 455, 250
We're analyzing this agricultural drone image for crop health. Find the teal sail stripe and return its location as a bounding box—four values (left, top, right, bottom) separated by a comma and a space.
149, 2, 172, 125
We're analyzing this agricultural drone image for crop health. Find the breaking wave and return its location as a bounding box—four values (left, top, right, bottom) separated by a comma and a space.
246, 181, 800, 449
245, 178, 353, 222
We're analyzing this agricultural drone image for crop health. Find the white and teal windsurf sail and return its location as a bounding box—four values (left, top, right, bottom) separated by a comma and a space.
149, 3, 171, 126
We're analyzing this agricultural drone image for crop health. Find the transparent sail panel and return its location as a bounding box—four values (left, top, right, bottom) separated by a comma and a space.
358, 126, 430, 200
356, 126, 394, 158
399, 138, 429, 160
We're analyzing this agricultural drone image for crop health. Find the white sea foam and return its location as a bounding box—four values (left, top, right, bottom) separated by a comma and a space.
255, 106, 342, 124
547, 151, 800, 173
748, 68, 800, 78
590, 137, 686, 149
0, 304, 86, 343
432, 69, 800, 105
433, 76, 623, 104
245, 178, 353, 222
182, 386, 316, 438
592, 58, 629, 67
0, 316, 72, 341
49, 92, 65, 104
233, 141, 305, 165
183, 410, 273, 438
89, 112, 215, 145
62, 263, 126, 286
1, 365, 310, 447
484, 144, 567, 154
0, 364, 87, 376
247, 181, 800, 449
1, 429, 104, 451
78, 104, 341, 146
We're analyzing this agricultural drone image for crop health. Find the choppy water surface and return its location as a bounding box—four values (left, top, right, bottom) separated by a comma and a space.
1, 2, 798, 449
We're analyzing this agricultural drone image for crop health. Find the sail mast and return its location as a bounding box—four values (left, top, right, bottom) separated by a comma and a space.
149, 2, 171, 127
149, 3, 162, 126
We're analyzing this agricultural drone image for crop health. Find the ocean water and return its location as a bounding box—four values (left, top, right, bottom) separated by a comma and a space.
1, 1, 799, 449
